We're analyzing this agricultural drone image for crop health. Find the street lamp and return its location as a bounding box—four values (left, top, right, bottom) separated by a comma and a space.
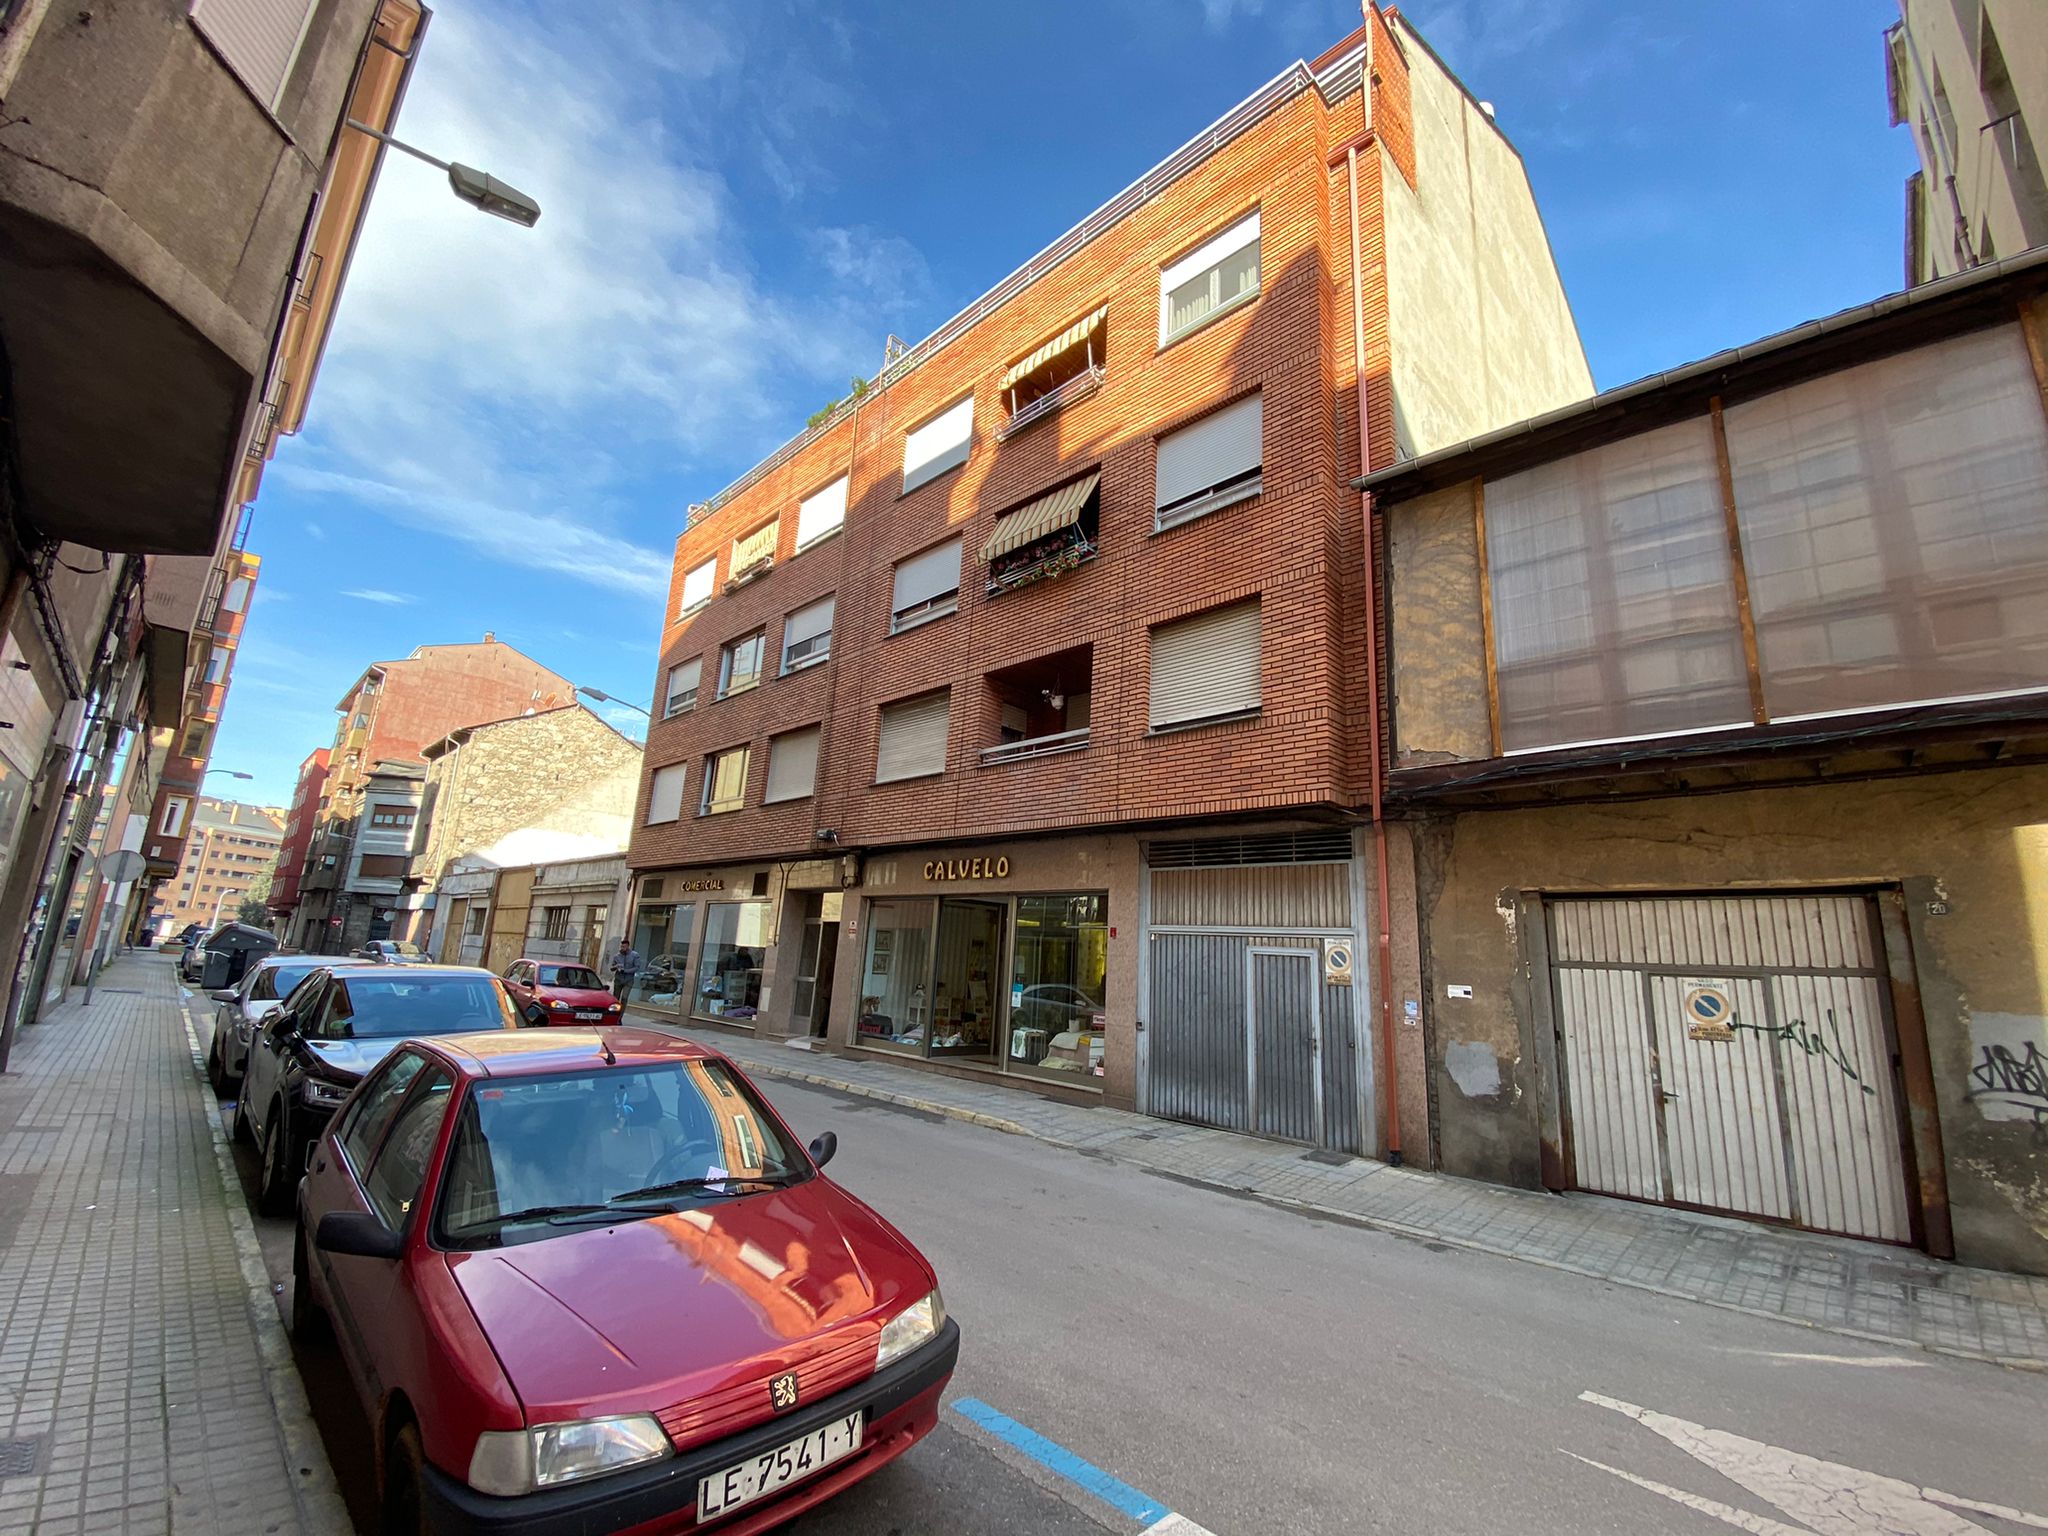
209, 888, 246, 929
345, 119, 541, 226
205, 768, 254, 780
576, 686, 650, 718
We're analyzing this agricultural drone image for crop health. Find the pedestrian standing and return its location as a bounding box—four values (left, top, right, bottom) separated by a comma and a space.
611, 936, 642, 1003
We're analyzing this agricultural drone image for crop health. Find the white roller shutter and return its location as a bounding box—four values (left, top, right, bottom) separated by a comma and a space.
890, 538, 962, 626
645, 763, 686, 823
765, 726, 821, 802
781, 596, 834, 670
797, 477, 847, 546
1150, 600, 1261, 729
191, 0, 315, 109
1155, 394, 1262, 523
903, 397, 974, 491
664, 658, 701, 717
876, 691, 950, 782
681, 559, 716, 613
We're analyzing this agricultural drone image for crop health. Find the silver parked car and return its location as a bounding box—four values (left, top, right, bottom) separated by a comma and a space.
206, 954, 374, 1096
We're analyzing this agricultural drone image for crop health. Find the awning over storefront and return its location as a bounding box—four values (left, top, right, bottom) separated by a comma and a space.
980, 472, 1099, 561
999, 306, 1107, 392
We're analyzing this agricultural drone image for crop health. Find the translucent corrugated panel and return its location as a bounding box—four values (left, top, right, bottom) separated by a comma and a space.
1485, 417, 1751, 751
1725, 323, 2048, 718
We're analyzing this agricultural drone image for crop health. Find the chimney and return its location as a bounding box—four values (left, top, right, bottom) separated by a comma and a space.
483, 631, 495, 644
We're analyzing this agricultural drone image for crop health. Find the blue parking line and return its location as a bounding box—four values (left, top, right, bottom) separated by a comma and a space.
950, 1397, 1170, 1527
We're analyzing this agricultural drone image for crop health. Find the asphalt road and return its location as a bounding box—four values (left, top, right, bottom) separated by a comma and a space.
202, 1000, 2048, 1534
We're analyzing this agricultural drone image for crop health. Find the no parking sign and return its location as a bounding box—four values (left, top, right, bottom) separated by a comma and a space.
1683, 979, 1736, 1042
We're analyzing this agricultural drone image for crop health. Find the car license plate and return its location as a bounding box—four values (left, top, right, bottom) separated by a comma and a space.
696, 1411, 862, 1522
574, 1010, 602, 1020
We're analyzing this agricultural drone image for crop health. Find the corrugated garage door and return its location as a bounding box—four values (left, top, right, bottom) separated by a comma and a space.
1547, 893, 1913, 1244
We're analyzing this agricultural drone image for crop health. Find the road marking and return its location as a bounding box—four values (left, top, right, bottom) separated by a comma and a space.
1573, 1390, 2048, 1533
949, 1398, 1217, 1535
1731, 1350, 1931, 1368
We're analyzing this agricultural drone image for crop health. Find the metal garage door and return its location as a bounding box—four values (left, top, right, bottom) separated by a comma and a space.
1547, 893, 1913, 1244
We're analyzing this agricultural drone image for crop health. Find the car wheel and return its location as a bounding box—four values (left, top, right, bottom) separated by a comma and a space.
382, 1423, 431, 1536
206, 1034, 234, 1098
289, 1217, 328, 1342
257, 1104, 296, 1218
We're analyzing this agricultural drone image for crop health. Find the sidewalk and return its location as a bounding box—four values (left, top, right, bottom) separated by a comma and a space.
0, 952, 344, 1535
668, 1023, 2048, 1371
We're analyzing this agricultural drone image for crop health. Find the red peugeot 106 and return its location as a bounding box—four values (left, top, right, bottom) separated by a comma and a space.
293, 1028, 957, 1534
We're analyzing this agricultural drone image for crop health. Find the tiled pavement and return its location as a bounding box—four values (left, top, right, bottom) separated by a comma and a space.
661, 1023, 2048, 1371
0, 952, 345, 1535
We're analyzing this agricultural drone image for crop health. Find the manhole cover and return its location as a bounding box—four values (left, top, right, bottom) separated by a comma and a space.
1301, 1149, 1351, 1166
0, 1436, 44, 1477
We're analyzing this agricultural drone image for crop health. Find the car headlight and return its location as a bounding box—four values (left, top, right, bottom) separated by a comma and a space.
876, 1288, 945, 1369
300, 1078, 351, 1108
606, 1002, 622, 1013
467, 1415, 672, 1496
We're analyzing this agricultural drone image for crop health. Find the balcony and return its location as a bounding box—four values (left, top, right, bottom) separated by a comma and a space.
980, 725, 1091, 767
998, 306, 1107, 442
981, 645, 1093, 767
982, 473, 1100, 599
998, 364, 1103, 441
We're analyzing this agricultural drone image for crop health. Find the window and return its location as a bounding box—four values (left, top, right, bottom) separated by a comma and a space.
1155, 393, 1262, 530
358, 854, 408, 878
664, 658, 702, 718
466, 906, 490, 937
718, 632, 765, 697
680, 558, 717, 615
1149, 599, 1261, 730
160, 797, 189, 837
1007, 893, 1109, 1079
701, 745, 750, 815
797, 476, 848, 547
180, 723, 213, 759
764, 725, 821, 803
999, 309, 1107, 439
338, 1052, 426, 1174
890, 538, 962, 632
222, 577, 252, 614
368, 807, 415, 828
984, 474, 1100, 596
646, 763, 687, 824
903, 396, 974, 491
691, 902, 769, 1020
363, 1069, 455, 1229
540, 906, 570, 941
1159, 208, 1260, 345
781, 596, 834, 673
730, 521, 777, 581
204, 653, 228, 684
876, 690, 950, 783
189, 0, 315, 110
1484, 418, 1749, 752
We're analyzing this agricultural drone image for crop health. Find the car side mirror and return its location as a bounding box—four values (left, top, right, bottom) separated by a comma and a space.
314, 1211, 403, 1261
524, 1003, 548, 1026
209, 988, 239, 1003
809, 1131, 838, 1169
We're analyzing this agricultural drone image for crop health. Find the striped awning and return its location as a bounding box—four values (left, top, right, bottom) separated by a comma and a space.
980, 471, 1099, 561
999, 306, 1108, 392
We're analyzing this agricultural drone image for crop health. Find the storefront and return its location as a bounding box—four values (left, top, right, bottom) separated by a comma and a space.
625, 870, 770, 1022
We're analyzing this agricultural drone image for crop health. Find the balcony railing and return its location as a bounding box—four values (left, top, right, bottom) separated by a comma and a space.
998, 365, 1104, 442
987, 534, 1095, 598
979, 726, 1091, 767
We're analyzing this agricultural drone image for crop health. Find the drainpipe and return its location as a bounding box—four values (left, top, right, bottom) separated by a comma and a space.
1345, 24, 1403, 1166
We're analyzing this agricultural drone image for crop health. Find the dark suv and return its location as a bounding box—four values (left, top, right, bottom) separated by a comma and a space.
235, 964, 524, 1214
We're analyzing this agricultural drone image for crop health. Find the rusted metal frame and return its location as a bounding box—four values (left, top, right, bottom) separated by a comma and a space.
1469, 477, 1503, 755
1708, 397, 1769, 726
1522, 895, 1570, 1191
1876, 887, 1953, 1258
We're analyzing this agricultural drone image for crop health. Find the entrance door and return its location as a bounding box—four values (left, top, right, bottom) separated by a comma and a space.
788, 893, 840, 1038
1249, 948, 1322, 1144
1548, 893, 1915, 1244
930, 900, 1003, 1061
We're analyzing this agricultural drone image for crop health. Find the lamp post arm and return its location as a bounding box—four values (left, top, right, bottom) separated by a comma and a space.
345, 118, 451, 172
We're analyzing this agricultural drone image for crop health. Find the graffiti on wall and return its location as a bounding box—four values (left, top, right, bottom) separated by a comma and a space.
1966, 1012, 2048, 1130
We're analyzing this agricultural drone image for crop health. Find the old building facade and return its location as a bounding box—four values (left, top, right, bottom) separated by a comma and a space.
624, 6, 1590, 1150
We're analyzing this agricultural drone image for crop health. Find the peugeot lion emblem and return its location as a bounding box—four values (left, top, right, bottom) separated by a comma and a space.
770, 1372, 800, 1412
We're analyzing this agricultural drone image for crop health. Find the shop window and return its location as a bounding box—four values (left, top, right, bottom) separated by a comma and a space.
780, 596, 834, 674
700, 746, 749, 816
629, 903, 695, 1010
1006, 893, 1108, 1079
718, 632, 765, 698
890, 538, 961, 633
903, 396, 974, 491
982, 473, 1099, 598
999, 309, 1105, 441
692, 902, 767, 1021
1159, 208, 1260, 346
664, 658, 701, 718
856, 899, 935, 1052
540, 906, 570, 941
981, 646, 1092, 766
1148, 599, 1261, 731
797, 476, 848, 548
1155, 392, 1262, 532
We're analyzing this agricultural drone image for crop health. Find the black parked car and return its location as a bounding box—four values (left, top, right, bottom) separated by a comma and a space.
234, 964, 527, 1215
178, 921, 277, 987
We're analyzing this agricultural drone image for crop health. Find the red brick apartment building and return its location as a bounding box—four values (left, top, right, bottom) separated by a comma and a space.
624, 5, 1590, 1158
266, 748, 330, 928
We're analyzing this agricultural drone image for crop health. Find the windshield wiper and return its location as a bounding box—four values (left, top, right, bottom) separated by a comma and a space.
454, 1201, 676, 1236
607, 1173, 800, 1204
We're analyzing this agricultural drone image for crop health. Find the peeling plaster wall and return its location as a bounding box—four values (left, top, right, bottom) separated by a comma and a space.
1414, 765, 2048, 1276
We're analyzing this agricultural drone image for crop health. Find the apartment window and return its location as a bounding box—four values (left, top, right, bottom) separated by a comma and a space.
160, 797, 190, 837
984, 473, 1100, 597
680, 559, 717, 616
358, 854, 407, 878
180, 723, 213, 759
189, 0, 315, 109
876, 690, 950, 783
1155, 393, 1263, 531
999, 309, 1106, 440
664, 658, 702, 718
700, 746, 750, 815
730, 521, 777, 582
718, 632, 765, 698
645, 763, 687, 825
1149, 599, 1262, 731
796, 476, 848, 548
204, 653, 228, 684
902, 396, 974, 492
368, 808, 415, 829
1159, 208, 1260, 345
540, 906, 570, 941
222, 577, 252, 614
890, 538, 962, 632
764, 725, 821, 803
780, 596, 834, 673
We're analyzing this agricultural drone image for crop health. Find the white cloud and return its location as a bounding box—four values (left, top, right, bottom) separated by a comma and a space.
341, 588, 414, 606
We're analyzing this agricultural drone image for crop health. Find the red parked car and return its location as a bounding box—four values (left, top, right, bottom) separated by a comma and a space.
501, 958, 623, 1024
293, 1028, 957, 1534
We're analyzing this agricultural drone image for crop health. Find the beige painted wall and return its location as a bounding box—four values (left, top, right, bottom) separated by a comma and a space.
1415, 766, 2048, 1276
1382, 24, 1594, 459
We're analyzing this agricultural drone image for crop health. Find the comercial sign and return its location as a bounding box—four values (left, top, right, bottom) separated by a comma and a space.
923, 855, 1011, 881
675, 877, 725, 892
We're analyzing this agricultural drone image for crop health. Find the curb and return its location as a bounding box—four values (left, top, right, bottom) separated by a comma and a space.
177, 994, 355, 1536
729, 1049, 2048, 1376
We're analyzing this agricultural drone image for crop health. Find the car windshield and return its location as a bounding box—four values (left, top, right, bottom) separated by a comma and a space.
250, 961, 323, 1002
326, 975, 516, 1038
538, 964, 602, 988
436, 1059, 808, 1248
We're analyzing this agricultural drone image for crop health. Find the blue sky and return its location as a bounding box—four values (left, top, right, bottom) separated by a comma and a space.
215, 0, 1915, 809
